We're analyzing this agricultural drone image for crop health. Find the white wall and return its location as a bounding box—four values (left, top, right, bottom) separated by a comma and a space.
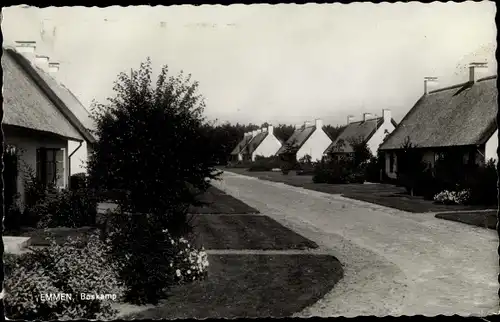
68, 140, 89, 174
297, 127, 332, 162
367, 119, 396, 157
5, 133, 68, 205
485, 129, 498, 162
252, 132, 282, 160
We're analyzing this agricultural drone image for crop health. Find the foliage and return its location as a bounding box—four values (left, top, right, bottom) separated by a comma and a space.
105, 211, 209, 305
87, 58, 221, 235
70, 173, 88, 191
227, 160, 253, 168
462, 159, 497, 205
346, 136, 373, 167
434, 189, 471, 205
323, 124, 346, 141
313, 155, 361, 184
248, 156, 283, 172
273, 124, 295, 143
35, 188, 99, 229
4, 233, 125, 320
395, 137, 428, 196
365, 153, 383, 183
4, 145, 21, 231
313, 136, 371, 184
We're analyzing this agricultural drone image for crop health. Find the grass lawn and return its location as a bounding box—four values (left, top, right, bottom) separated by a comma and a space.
125, 254, 343, 319
224, 168, 495, 213
189, 214, 318, 250
435, 211, 497, 230
189, 185, 260, 214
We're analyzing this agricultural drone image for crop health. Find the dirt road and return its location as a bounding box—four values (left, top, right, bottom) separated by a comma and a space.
213, 171, 499, 317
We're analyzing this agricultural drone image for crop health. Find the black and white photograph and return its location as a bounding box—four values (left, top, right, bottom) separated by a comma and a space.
0, 2, 498, 320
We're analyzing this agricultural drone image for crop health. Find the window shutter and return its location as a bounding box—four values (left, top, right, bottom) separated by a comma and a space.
55, 149, 65, 188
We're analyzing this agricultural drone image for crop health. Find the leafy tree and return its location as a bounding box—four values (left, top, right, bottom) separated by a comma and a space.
346, 136, 373, 167
273, 124, 295, 143
87, 58, 220, 234
323, 124, 346, 141
396, 136, 429, 196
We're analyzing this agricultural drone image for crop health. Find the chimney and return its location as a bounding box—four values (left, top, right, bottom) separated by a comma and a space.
424, 77, 438, 95
14, 40, 37, 63
363, 113, 373, 122
382, 109, 391, 122
347, 115, 354, 125
469, 62, 488, 83
262, 127, 268, 133
256, 129, 262, 134
304, 121, 312, 127
315, 119, 323, 128
252, 130, 258, 136
35, 55, 50, 72
48, 62, 60, 73
267, 124, 274, 133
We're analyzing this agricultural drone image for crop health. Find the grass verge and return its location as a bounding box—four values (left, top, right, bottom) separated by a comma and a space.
189, 214, 318, 250
125, 254, 343, 319
189, 186, 260, 214
435, 211, 497, 230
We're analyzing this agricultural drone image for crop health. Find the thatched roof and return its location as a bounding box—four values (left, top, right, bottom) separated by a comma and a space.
244, 131, 268, 156
325, 117, 398, 154
276, 125, 316, 155
2, 48, 84, 141
380, 76, 498, 150
230, 134, 254, 155
4, 48, 97, 144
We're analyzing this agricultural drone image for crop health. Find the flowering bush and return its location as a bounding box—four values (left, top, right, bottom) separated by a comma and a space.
433, 189, 471, 205
106, 212, 209, 305
164, 230, 209, 284
4, 233, 125, 320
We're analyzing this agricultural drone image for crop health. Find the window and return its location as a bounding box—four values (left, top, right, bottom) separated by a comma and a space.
389, 153, 395, 173
36, 148, 65, 188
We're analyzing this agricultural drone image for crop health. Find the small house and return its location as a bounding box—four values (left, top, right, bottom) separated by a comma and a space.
324, 109, 397, 159
3, 41, 96, 205
230, 131, 256, 162
241, 125, 283, 161
276, 119, 332, 162
379, 63, 497, 180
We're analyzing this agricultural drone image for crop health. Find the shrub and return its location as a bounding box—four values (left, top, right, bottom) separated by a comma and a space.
248, 156, 282, 172
28, 187, 98, 229
105, 211, 209, 304
4, 233, 125, 320
463, 159, 497, 205
87, 58, 220, 235
227, 160, 253, 168
434, 189, 471, 205
70, 173, 88, 191
313, 156, 360, 184
365, 155, 382, 183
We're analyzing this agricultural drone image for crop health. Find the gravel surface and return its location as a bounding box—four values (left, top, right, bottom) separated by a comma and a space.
212, 172, 499, 317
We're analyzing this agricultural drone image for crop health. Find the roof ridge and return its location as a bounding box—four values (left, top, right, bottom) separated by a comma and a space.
428, 75, 497, 95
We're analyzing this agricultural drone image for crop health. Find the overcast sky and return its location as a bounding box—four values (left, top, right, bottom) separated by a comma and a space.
2, 3, 497, 127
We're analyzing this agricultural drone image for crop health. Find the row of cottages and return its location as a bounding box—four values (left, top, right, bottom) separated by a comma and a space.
324, 109, 397, 158
230, 124, 283, 161
3, 41, 97, 205
379, 63, 498, 179
276, 119, 332, 162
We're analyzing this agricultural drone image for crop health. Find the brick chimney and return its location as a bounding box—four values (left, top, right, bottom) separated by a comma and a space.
15, 40, 37, 63
469, 62, 488, 83
424, 76, 438, 95
48, 62, 60, 73
35, 55, 50, 72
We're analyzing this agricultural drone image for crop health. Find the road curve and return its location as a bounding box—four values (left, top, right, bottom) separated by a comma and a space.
212, 171, 499, 317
